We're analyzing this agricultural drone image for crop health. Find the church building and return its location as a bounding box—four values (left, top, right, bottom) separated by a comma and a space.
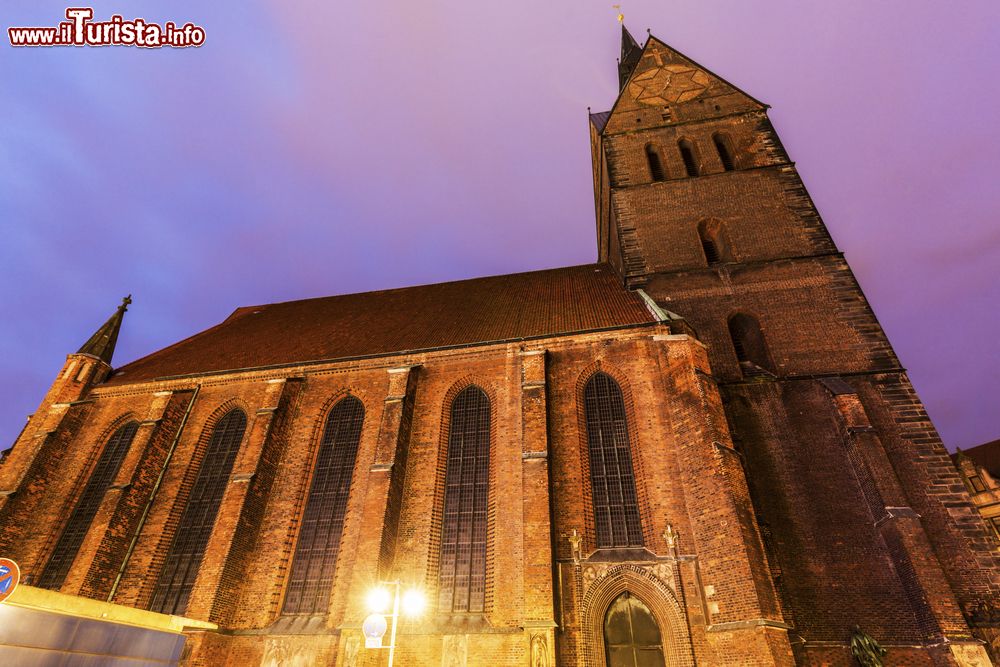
1, 27, 997, 666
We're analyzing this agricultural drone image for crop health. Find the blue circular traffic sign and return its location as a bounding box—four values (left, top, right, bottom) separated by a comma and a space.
0, 558, 21, 603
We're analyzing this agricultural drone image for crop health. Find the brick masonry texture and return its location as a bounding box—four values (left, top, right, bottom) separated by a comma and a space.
1, 29, 998, 667
591, 31, 999, 665
102, 264, 654, 386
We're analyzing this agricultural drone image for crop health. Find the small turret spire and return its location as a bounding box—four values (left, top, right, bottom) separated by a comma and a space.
77, 295, 131, 365
618, 24, 642, 90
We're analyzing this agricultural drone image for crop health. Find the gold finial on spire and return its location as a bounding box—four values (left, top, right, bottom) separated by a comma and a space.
77, 295, 132, 365
613, 4, 624, 23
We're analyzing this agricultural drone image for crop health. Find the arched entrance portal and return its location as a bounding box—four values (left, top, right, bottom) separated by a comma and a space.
603, 592, 666, 667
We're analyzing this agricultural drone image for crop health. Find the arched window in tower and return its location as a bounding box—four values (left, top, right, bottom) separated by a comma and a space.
584, 372, 644, 548
712, 132, 736, 171
728, 313, 775, 376
37, 420, 140, 590
282, 396, 364, 615
678, 138, 699, 177
645, 144, 666, 182
438, 385, 491, 613
697, 219, 731, 265
604, 591, 665, 667
149, 408, 247, 615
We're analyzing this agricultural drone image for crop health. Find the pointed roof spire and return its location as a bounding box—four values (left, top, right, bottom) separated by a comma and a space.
77, 295, 131, 365
618, 24, 642, 90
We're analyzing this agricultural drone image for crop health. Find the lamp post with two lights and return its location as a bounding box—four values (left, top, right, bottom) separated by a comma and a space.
361, 581, 426, 667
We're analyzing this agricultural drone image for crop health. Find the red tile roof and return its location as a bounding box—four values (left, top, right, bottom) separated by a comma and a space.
106, 264, 655, 385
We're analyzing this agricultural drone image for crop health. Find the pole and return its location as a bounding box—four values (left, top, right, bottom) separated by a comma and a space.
387, 580, 400, 667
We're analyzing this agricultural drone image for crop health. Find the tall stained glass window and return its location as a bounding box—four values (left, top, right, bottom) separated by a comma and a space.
282, 396, 364, 615
37, 421, 140, 590
438, 386, 490, 613
149, 408, 246, 615
585, 373, 644, 548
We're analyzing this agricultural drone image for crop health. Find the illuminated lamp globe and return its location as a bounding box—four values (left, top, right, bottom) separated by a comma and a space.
366, 586, 391, 613
401, 588, 426, 617
362, 613, 387, 649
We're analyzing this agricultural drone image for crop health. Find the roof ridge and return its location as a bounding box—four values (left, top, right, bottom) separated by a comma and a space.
102, 263, 654, 386
241, 262, 611, 311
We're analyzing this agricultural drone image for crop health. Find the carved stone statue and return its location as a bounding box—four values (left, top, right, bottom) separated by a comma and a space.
342, 635, 360, 667
568, 529, 582, 564
663, 524, 677, 552
530, 634, 548, 667
442, 634, 468, 667
261, 638, 311, 667
850, 626, 887, 667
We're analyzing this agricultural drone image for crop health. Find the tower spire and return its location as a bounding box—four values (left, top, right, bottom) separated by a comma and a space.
618, 24, 642, 90
77, 295, 131, 365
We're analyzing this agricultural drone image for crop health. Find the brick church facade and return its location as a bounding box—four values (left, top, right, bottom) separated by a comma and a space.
1, 28, 998, 666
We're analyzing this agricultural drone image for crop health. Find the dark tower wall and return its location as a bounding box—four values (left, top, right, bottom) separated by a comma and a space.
592, 33, 1000, 664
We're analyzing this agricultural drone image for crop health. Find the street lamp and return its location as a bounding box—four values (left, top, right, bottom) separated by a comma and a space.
362, 581, 425, 667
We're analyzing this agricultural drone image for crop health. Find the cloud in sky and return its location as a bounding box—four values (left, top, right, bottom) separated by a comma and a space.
2, 0, 998, 450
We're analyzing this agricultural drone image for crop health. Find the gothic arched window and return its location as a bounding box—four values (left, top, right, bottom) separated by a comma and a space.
282, 396, 365, 615
604, 592, 666, 667
37, 420, 140, 590
698, 219, 731, 265
728, 313, 775, 375
645, 144, 666, 182
678, 139, 699, 177
712, 132, 736, 171
438, 386, 490, 613
584, 372, 643, 548
149, 408, 247, 615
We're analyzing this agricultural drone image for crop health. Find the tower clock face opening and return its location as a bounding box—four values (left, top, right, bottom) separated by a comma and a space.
628, 64, 711, 105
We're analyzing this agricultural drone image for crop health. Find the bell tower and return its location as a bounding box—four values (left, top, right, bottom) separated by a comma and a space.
590, 29, 1000, 663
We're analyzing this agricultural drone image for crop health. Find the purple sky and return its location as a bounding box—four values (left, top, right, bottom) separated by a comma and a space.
2, 1, 998, 451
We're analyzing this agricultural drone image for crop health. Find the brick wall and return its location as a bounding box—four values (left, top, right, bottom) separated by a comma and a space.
591, 32, 998, 663
0, 325, 801, 665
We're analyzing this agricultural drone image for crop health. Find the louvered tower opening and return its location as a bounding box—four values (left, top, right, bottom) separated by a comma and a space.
645, 144, 666, 182
713, 133, 736, 171
678, 139, 699, 177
